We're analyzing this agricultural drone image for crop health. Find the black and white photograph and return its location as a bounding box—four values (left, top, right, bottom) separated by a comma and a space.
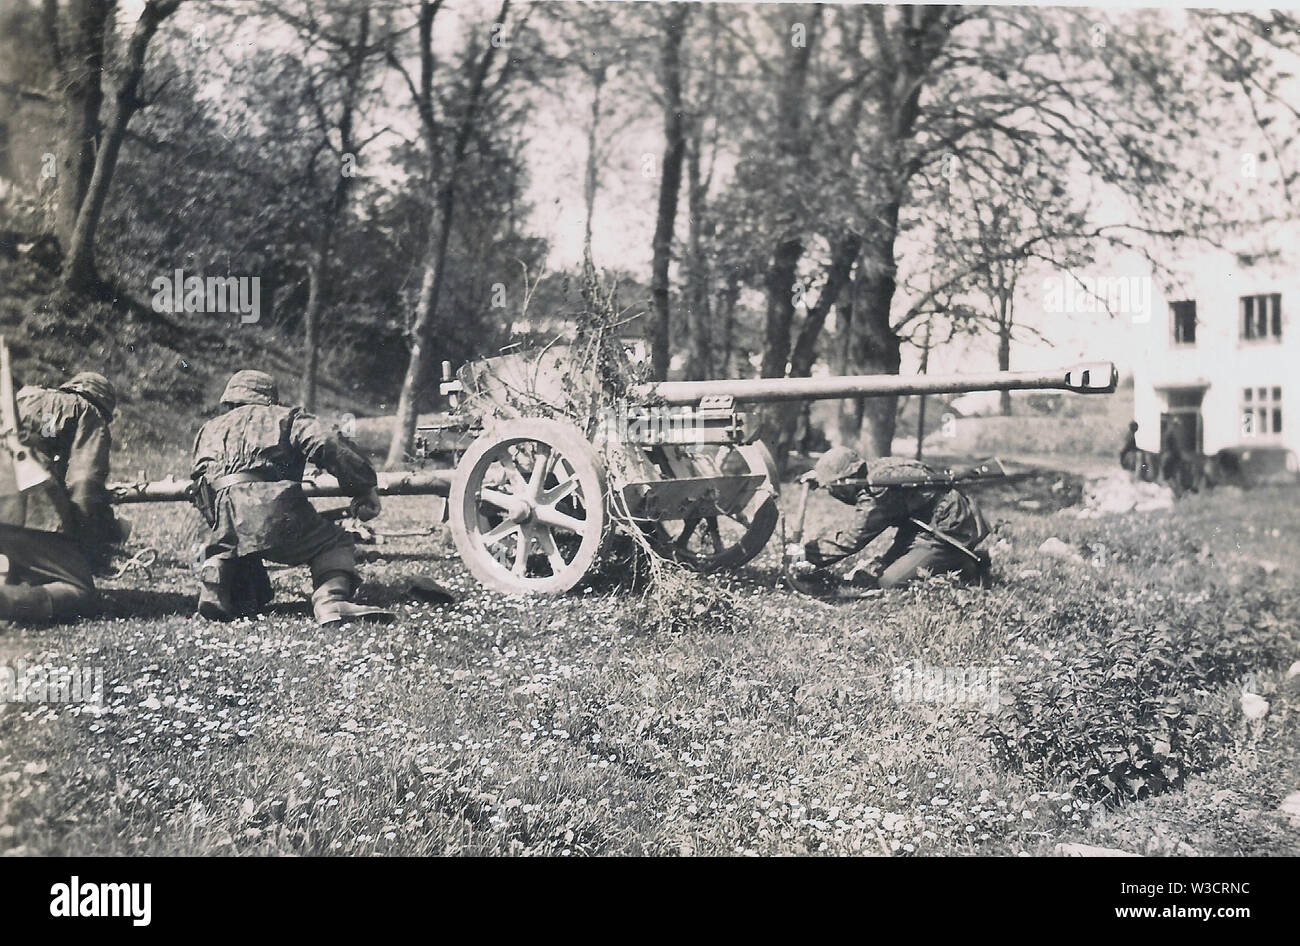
0, 0, 1295, 917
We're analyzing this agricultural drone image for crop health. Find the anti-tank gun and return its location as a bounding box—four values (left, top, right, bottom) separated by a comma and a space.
98, 339, 1115, 596
432, 348, 1115, 594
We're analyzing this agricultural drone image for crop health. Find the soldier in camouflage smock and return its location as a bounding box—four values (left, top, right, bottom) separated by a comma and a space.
0, 372, 123, 622
788, 447, 991, 589
191, 370, 391, 625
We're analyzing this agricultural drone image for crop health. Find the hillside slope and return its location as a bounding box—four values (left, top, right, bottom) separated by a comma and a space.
0, 254, 383, 477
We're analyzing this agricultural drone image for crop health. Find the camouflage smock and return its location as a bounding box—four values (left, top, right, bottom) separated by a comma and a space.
191, 404, 376, 557
0, 386, 114, 544
804, 457, 990, 568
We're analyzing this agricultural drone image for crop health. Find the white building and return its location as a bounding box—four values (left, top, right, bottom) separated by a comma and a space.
1133, 230, 1299, 458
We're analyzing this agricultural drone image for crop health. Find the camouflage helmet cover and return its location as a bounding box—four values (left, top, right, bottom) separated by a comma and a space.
59, 371, 117, 420
812, 445, 865, 487
220, 370, 279, 407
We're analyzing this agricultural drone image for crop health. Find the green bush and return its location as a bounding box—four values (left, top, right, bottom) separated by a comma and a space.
985, 586, 1296, 804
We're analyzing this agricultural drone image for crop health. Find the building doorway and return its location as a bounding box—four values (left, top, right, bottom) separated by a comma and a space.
1160, 387, 1205, 456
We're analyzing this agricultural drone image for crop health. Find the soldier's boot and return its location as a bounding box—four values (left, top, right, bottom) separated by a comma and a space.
311, 575, 395, 626
197, 555, 236, 622
0, 581, 94, 624
0, 584, 55, 623
309, 545, 393, 626
47, 580, 96, 619
229, 556, 274, 617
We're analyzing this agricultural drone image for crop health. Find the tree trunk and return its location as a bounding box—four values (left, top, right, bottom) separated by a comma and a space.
758, 6, 818, 381
683, 119, 713, 381
582, 68, 604, 258
301, 176, 348, 413
915, 317, 932, 460
386, 186, 453, 469
850, 219, 903, 458
648, 5, 688, 382
299, 8, 368, 412
754, 8, 819, 456
53, 0, 110, 252
770, 232, 861, 462
301, 252, 324, 412
789, 234, 861, 378
835, 272, 860, 445
836, 7, 949, 457
997, 290, 1013, 416
62, 0, 180, 292
385, 3, 508, 468
753, 236, 802, 460
716, 270, 739, 378
856, 321, 902, 458
760, 238, 802, 380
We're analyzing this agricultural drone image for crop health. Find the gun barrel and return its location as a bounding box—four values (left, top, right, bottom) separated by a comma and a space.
647, 362, 1117, 406
109, 469, 453, 504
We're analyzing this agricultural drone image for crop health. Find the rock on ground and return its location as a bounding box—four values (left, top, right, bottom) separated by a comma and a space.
1240, 692, 1270, 721
1075, 471, 1173, 518
1279, 792, 1300, 828
1038, 537, 1082, 562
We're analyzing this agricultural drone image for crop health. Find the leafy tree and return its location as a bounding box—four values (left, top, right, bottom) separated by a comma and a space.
384, 0, 532, 468
646, 2, 689, 382
257, 0, 389, 410
40, 0, 184, 291
711, 6, 1300, 461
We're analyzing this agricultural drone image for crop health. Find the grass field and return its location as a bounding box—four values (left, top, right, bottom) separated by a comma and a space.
2, 459, 1298, 856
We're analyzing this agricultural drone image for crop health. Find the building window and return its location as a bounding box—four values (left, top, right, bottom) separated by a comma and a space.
1170, 300, 1196, 345
1240, 293, 1282, 341
1241, 386, 1283, 438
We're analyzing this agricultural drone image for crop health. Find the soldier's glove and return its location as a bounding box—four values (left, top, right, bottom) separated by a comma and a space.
797, 470, 819, 486
350, 487, 382, 522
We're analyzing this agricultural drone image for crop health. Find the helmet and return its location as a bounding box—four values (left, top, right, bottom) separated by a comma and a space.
220, 370, 279, 407
60, 372, 117, 420
812, 446, 865, 487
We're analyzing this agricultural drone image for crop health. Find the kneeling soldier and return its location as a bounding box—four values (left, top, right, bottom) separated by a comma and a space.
191, 370, 392, 625
0, 362, 124, 623
788, 447, 991, 589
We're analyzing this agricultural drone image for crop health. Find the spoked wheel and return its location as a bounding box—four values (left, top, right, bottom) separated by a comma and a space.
449, 419, 609, 595
647, 441, 780, 573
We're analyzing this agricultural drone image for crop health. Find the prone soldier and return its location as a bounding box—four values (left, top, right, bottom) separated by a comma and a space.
787, 447, 992, 590
0, 363, 124, 623
191, 370, 392, 625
